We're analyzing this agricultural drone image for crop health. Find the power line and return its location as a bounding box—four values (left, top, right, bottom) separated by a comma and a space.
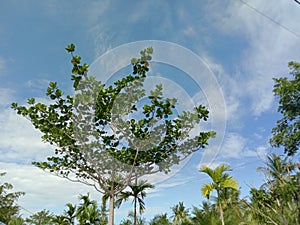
295, 0, 300, 5
239, 0, 300, 39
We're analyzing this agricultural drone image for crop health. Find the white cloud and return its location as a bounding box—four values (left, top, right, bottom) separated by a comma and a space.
221, 133, 245, 158
218, 133, 247, 159
0, 163, 100, 217
0, 88, 15, 106
205, 132, 269, 161
255, 145, 268, 161
209, 0, 300, 115
197, 55, 242, 122
0, 107, 53, 164
198, 161, 225, 170
26, 78, 50, 91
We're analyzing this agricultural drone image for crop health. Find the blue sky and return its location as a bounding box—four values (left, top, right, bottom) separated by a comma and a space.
1, 0, 300, 223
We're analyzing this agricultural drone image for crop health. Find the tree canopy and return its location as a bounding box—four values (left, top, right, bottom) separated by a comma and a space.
270, 61, 300, 156
0, 172, 24, 224
11, 44, 215, 224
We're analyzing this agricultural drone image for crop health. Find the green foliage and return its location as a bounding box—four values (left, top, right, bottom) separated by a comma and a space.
7, 217, 24, 225
115, 180, 154, 225
170, 202, 191, 225
50, 193, 106, 225
149, 213, 171, 225
11, 44, 214, 225
76, 194, 102, 225
25, 210, 55, 225
270, 61, 300, 156
250, 154, 300, 224
119, 211, 146, 225
199, 165, 239, 225
199, 165, 238, 200
0, 172, 25, 224
65, 44, 75, 53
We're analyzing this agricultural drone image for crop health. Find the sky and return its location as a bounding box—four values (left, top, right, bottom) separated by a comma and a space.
1, 0, 300, 223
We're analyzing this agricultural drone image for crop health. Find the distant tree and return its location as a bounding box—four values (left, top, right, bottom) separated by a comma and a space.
199, 164, 238, 225
170, 202, 191, 225
52, 203, 77, 225
63, 203, 77, 225
76, 194, 101, 225
119, 211, 146, 225
270, 61, 300, 156
190, 202, 219, 225
25, 210, 55, 225
0, 172, 24, 224
257, 154, 295, 189
12, 44, 214, 225
115, 180, 154, 225
119, 218, 132, 225
149, 213, 171, 225
250, 154, 300, 225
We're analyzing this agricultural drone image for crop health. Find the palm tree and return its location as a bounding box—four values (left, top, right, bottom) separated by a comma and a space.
25, 210, 56, 225
64, 203, 76, 224
115, 180, 154, 225
257, 154, 295, 189
191, 202, 219, 225
199, 164, 238, 225
170, 202, 191, 225
76, 194, 101, 225
149, 213, 171, 225
254, 154, 299, 224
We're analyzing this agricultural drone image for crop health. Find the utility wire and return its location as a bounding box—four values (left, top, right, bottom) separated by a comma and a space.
239, 0, 300, 39
295, 0, 300, 5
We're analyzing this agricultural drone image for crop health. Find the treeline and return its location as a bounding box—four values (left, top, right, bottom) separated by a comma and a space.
1, 154, 299, 224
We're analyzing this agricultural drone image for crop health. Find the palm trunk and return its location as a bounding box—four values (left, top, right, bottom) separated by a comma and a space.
217, 189, 225, 225
219, 203, 225, 225
134, 199, 137, 225
108, 193, 115, 225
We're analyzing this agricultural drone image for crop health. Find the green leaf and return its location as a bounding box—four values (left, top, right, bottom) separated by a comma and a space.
27, 98, 35, 105
49, 81, 57, 89
65, 43, 75, 53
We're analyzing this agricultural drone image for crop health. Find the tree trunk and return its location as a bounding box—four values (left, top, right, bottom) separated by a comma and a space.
134, 199, 137, 225
219, 203, 225, 225
108, 194, 115, 225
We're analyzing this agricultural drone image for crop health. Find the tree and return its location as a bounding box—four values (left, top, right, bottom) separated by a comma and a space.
257, 154, 295, 189
170, 202, 191, 225
119, 211, 146, 225
190, 202, 219, 225
76, 194, 101, 225
199, 164, 238, 225
149, 213, 171, 225
270, 61, 300, 156
250, 154, 300, 225
62, 203, 77, 225
115, 180, 154, 225
0, 172, 24, 224
12, 45, 214, 225
52, 203, 77, 225
25, 210, 56, 225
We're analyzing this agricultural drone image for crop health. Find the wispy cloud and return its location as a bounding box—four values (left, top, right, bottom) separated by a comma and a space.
201, 132, 266, 164
207, 0, 300, 115
220, 133, 246, 158
0, 105, 55, 164
0, 163, 100, 217
0, 88, 15, 106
